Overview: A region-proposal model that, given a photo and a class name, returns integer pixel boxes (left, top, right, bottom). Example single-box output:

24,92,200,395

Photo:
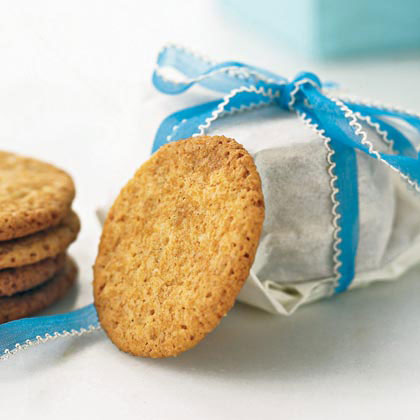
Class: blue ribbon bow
1,45,420,360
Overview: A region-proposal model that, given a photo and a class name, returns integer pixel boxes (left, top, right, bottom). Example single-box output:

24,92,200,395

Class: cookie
0,210,80,269
94,136,265,358
0,256,77,324
0,151,75,241
0,253,66,297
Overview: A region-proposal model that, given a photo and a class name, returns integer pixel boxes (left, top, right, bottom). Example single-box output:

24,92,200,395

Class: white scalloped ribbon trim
0,324,101,361
328,96,420,193
155,43,282,87
297,111,342,291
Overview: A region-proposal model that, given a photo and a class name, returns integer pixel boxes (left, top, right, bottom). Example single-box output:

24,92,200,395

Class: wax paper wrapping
98,106,420,315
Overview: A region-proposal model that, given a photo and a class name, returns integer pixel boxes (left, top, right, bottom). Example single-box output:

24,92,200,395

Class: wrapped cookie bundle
0,152,80,324
150,45,420,315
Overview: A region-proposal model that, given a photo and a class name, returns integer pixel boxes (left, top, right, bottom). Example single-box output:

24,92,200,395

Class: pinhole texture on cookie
94,136,265,358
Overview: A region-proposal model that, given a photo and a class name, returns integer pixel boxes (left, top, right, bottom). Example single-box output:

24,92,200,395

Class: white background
1,1,420,419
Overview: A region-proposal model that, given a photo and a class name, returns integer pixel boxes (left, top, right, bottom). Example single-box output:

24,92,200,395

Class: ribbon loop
276,71,323,111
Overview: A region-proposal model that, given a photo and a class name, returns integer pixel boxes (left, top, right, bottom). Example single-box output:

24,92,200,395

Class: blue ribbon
1,45,420,359
0,304,99,359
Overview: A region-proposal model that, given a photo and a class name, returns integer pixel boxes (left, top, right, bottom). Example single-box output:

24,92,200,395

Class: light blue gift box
222,0,420,58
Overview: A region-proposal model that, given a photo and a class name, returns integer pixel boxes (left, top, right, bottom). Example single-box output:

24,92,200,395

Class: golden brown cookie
0,151,75,241
94,136,265,358
0,253,66,297
0,210,80,269
0,256,77,324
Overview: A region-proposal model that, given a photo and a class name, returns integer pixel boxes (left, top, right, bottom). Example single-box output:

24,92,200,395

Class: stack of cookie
0,151,80,324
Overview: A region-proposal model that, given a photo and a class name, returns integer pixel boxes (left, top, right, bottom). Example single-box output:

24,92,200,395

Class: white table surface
1,1,420,419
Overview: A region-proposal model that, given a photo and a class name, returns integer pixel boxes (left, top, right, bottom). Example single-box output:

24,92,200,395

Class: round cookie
0,256,77,324
0,210,80,269
0,151,75,241
0,253,66,297
94,136,265,358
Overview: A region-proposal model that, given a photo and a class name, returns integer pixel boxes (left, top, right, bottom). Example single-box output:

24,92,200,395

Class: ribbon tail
303,85,420,192
0,304,99,360
352,113,418,157
343,101,420,134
